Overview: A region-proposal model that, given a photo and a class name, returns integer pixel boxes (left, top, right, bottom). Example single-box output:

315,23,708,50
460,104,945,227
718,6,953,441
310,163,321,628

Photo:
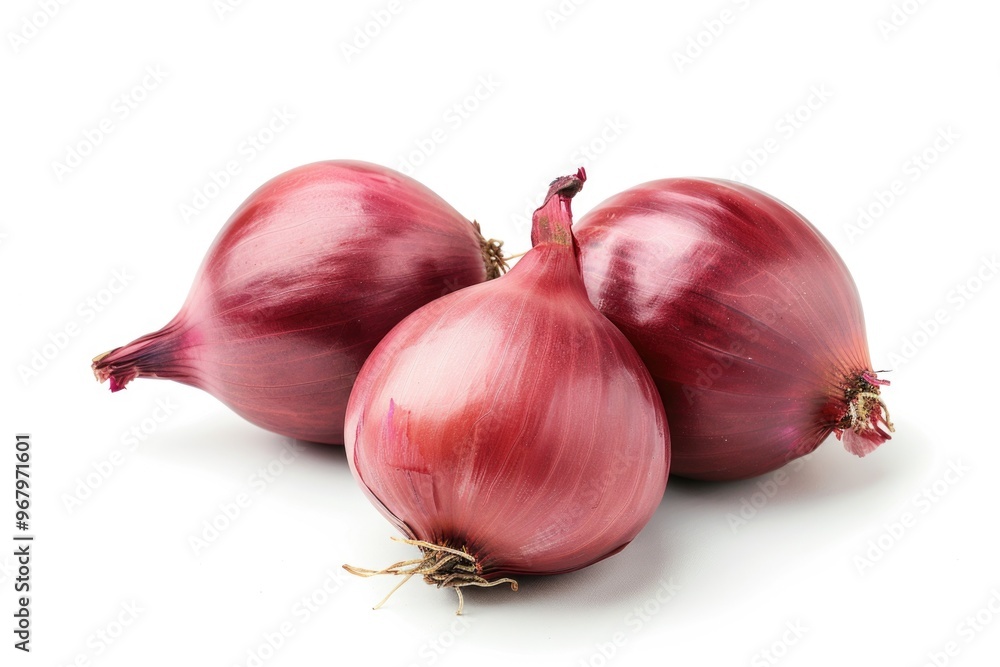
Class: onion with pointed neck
344,169,669,612
92,160,505,444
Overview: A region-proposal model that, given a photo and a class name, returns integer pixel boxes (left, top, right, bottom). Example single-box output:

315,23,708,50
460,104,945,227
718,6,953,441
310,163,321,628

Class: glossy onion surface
576,178,892,481
345,170,669,585
93,160,497,444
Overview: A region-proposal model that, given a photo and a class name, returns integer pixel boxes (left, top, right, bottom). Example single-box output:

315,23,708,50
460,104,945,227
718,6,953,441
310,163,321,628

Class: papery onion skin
345,169,669,584
576,178,892,481
92,160,502,444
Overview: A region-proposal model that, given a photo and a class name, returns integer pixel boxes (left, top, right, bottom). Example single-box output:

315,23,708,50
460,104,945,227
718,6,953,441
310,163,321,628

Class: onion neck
833,370,894,456
91,317,194,392
531,168,586,251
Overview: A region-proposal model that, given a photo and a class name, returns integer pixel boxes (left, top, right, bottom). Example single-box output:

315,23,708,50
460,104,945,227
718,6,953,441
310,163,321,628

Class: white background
2,1,999,665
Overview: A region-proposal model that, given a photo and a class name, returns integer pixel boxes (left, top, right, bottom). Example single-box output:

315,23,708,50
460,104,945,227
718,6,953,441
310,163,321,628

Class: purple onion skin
345,170,669,580
93,161,495,444
576,178,892,481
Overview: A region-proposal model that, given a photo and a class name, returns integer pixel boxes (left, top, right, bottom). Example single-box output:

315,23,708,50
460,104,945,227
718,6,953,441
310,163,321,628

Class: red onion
576,178,893,481
92,160,505,444
343,169,669,611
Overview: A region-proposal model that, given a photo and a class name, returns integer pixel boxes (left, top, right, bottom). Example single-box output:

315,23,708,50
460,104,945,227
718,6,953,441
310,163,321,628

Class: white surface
2,1,999,665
